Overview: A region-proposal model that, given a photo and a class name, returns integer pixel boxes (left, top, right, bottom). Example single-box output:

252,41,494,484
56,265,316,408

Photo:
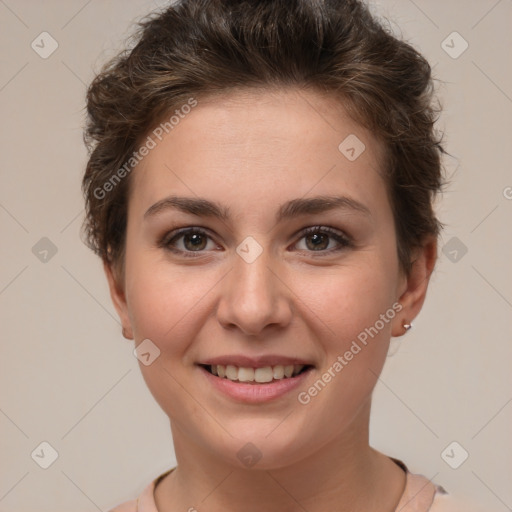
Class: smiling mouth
199,364,313,384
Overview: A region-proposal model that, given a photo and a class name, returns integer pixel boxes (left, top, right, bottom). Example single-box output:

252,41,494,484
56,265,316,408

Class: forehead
129,87,388,219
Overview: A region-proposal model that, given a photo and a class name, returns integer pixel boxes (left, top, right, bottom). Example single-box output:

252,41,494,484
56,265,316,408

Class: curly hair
82,0,445,277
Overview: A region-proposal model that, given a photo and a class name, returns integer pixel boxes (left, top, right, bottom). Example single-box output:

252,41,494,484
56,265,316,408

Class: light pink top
108,459,487,512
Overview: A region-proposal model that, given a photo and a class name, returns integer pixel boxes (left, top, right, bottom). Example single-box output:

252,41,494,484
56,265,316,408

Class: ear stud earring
402,321,412,333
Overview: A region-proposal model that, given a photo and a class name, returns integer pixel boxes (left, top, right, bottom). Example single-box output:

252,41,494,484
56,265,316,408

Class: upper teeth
210,364,305,383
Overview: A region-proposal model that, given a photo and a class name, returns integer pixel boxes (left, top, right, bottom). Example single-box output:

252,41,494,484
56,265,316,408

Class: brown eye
160,228,218,257
182,232,208,251
304,232,330,251
295,226,352,254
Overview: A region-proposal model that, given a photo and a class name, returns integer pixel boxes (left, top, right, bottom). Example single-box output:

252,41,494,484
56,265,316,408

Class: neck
155,402,406,512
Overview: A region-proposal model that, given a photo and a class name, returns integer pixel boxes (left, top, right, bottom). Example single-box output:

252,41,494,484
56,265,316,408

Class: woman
82,1,485,510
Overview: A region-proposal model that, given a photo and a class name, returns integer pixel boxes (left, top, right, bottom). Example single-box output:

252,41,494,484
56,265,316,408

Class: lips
198,360,314,403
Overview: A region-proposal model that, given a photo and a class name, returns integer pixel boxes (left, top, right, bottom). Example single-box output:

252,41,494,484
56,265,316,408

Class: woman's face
106,88,433,469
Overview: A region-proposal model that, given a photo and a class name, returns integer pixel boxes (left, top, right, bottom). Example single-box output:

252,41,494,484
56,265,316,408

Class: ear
391,236,437,337
103,260,134,339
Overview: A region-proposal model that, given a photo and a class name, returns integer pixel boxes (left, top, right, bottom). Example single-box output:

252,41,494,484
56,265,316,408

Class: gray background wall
1,1,511,510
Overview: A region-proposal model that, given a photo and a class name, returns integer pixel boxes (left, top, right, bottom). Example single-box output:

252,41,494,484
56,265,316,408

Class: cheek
293,258,398,344
292,274,396,436
123,258,214,420
127,266,210,343
290,258,398,424
293,260,397,401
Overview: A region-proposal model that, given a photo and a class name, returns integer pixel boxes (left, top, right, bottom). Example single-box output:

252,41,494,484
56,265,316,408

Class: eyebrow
143,194,371,222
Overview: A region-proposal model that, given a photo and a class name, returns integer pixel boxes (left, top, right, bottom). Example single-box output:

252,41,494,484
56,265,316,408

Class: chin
205,421,318,471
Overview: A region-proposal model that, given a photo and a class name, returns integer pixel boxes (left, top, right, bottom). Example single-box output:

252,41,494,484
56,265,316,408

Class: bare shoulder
431,492,495,512
107,498,137,512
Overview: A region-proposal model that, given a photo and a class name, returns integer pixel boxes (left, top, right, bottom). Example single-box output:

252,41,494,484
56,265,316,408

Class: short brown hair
82,0,445,276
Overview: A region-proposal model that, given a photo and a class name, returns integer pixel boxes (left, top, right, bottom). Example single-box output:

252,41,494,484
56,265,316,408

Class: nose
216,246,293,336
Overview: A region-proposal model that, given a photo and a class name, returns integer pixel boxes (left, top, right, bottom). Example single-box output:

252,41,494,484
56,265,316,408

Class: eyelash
158,226,352,258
